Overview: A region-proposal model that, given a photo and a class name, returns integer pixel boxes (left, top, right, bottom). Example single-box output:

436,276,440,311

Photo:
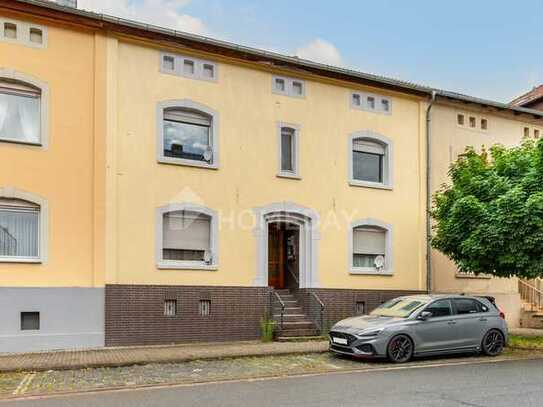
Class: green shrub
260,316,275,342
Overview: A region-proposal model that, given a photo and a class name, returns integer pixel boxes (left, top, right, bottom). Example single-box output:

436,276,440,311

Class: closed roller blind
163,211,210,251
353,227,385,255
353,139,385,155
164,108,211,127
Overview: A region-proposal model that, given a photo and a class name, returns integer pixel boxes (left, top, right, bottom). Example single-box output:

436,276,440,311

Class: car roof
398,294,488,302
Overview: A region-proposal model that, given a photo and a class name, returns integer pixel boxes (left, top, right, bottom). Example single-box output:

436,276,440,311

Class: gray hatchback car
329,294,507,363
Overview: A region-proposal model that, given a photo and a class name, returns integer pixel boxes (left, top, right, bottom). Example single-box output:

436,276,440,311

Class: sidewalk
0,340,329,373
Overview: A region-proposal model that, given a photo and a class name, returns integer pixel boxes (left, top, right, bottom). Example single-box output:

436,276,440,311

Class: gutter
425,91,437,293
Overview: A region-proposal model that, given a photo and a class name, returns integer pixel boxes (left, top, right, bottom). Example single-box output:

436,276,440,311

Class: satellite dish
203,147,213,162
374,255,385,269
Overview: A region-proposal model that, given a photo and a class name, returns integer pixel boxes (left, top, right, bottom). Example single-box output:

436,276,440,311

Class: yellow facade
103,39,428,290
0,12,103,288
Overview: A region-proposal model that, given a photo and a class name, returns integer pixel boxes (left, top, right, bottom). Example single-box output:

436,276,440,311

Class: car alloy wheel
482,329,505,356
387,334,413,363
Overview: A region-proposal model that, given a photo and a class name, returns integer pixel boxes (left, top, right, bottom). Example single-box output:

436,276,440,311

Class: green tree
431,138,543,279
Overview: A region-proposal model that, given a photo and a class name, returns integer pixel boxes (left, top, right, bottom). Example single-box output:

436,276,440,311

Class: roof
4,0,543,120
510,84,543,108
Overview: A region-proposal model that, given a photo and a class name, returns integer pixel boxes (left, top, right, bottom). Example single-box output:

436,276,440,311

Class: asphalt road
4,359,543,407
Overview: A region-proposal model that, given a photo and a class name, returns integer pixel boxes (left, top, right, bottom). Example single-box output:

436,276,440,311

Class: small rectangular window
524,127,530,138
162,55,175,71
21,312,40,330
274,78,286,92
367,96,375,110
381,99,390,112
164,299,177,316
199,300,211,316
356,301,366,315
535,129,540,139
280,127,295,173
202,63,215,79
183,59,195,75
457,114,465,126
480,118,488,130
29,28,43,44
469,116,476,128
4,23,17,39
292,81,304,96
352,93,361,106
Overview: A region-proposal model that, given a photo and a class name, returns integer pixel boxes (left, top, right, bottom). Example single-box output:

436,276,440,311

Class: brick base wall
293,288,426,331
105,285,270,346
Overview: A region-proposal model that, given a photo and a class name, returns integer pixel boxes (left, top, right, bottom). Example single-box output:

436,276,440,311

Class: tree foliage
431,138,543,279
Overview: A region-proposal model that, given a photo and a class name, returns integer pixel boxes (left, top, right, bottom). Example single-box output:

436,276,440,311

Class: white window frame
159,51,218,82
156,99,219,169
348,131,393,190
0,187,48,264
0,18,47,49
0,69,49,149
277,122,301,179
349,218,393,275
272,75,306,98
350,91,392,115
156,203,218,271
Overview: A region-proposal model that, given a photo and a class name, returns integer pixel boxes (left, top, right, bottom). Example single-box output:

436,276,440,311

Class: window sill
455,273,492,280
349,180,392,190
0,257,42,264
158,157,219,170
276,172,302,180
0,137,43,148
157,261,218,271
350,268,393,276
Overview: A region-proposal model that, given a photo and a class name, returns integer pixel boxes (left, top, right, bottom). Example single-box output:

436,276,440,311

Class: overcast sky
78,0,543,103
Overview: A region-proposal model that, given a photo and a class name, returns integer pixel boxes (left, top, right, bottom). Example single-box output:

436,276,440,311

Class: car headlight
357,329,383,337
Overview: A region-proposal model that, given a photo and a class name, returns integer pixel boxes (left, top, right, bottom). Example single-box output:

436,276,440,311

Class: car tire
481,329,505,357
387,334,414,363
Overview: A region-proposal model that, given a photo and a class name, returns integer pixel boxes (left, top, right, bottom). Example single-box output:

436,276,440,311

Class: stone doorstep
0,340,330,374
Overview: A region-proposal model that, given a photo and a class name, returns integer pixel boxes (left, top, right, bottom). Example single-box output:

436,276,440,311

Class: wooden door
268,223,285,289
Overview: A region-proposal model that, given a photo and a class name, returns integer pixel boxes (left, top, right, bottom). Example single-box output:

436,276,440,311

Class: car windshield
370,298,428,318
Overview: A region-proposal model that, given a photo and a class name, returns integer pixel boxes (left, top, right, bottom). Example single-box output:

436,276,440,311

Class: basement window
164,299,177,317
355,301,366,315
199,300,211,316
21,312,40,330
29,28,43,44
4,23,17,39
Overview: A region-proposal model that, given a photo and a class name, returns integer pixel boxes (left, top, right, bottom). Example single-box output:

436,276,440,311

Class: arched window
0,190,47,262
157,100,219,169
0,78,42,145
156,203,218,270
349,219,392,275
349,132,393,189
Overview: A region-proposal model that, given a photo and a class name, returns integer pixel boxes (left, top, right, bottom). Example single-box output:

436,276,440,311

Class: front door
268,223,286,289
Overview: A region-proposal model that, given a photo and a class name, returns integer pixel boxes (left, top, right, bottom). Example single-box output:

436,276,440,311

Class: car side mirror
417,311,432,321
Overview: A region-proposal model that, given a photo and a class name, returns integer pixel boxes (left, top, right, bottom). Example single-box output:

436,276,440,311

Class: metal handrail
270,290,285,330
519,279,543,312
309,291,325,335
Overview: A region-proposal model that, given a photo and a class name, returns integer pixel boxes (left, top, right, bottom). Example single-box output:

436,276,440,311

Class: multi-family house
1,0,542,353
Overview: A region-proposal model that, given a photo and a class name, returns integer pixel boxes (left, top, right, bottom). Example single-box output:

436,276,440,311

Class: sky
77,0,543,103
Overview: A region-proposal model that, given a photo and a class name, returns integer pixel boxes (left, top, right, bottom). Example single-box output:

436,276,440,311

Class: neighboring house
2,0,543,352
0,0,104,352
511,84,543,113
429,96,543,327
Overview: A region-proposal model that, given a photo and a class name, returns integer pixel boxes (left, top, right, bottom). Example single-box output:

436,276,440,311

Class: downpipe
425,91,437,293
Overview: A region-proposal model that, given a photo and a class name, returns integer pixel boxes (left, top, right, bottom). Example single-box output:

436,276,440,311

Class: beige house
429,95,543,327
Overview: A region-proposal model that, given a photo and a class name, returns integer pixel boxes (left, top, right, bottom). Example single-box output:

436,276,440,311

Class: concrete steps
273,289,320,338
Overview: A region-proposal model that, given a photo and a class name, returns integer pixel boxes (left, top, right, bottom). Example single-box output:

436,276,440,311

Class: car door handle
448,321,457,325
479,318,487,322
